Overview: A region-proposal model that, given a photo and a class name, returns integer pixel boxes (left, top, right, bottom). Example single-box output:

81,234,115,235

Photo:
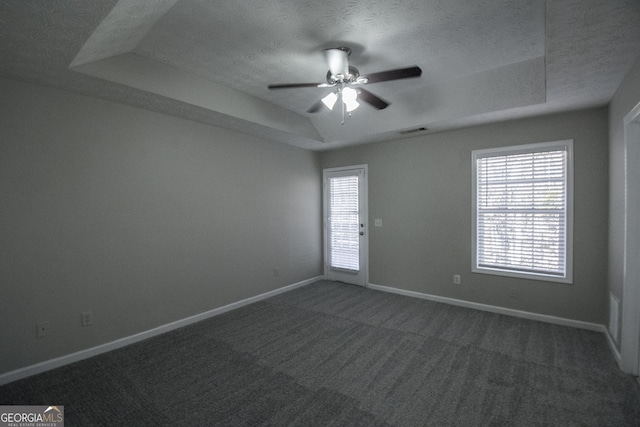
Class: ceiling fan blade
268,82,323,89
357,88,389,110
324,47,350,77
363,66,422,84
306,99,325,113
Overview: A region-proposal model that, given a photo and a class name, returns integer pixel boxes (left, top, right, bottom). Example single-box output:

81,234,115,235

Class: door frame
323,164,369,287
621,101,640,375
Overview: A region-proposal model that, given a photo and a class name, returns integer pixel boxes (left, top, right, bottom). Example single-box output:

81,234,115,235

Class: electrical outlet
509,287,518,298
273,268,279,277
81,311,93,327
36,321,50,338
374,219,382,227
453,274,461,285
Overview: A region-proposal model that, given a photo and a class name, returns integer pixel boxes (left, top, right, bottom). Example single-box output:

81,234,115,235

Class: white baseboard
371,281,624,367
367,282,606,332
0,276,323,386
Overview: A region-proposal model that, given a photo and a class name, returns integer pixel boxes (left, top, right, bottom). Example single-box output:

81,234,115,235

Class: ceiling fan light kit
320,83,360,124
268,46,422,125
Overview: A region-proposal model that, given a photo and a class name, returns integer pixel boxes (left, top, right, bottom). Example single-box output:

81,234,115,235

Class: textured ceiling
136,0,544,107
1,0,640,150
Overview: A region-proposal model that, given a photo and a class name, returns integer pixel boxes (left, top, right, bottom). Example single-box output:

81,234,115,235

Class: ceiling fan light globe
342,86,358,102
322,92,338,110
345,99,360,112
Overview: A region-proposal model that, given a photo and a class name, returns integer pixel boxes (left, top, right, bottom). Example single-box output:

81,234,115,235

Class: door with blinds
323,165,368,286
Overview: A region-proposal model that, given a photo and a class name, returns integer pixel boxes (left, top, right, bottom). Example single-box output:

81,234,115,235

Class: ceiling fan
268,47,422,123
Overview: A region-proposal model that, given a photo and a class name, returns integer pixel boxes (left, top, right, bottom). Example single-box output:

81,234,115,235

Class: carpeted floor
1,280,639,426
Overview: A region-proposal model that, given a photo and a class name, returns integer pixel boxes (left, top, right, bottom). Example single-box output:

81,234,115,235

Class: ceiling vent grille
399,127,428,135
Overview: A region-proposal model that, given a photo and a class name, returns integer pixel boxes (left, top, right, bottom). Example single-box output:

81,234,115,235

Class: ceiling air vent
399,127,428,135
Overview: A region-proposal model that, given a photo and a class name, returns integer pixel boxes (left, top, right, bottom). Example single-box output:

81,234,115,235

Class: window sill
472,266,573,284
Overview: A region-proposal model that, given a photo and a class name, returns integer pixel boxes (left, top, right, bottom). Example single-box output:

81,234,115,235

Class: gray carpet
1,280,639,426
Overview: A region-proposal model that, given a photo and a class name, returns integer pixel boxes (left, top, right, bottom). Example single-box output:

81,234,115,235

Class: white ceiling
1,0,639,150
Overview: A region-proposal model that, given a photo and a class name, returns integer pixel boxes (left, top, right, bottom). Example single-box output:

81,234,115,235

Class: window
328,174,360,271
472,140,573,283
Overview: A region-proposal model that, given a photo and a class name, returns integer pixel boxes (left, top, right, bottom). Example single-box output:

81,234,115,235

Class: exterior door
323,165,368,286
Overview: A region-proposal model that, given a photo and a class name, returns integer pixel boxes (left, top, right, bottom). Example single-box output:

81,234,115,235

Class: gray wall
321,108,609,324
0,78,322,375
608,57,640,346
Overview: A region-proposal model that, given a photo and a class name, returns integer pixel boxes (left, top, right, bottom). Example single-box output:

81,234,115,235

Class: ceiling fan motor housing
325,66,364,85
324,47,368,85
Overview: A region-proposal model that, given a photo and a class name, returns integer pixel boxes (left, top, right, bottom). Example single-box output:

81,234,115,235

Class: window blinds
329,176,360,271
475,148,568,277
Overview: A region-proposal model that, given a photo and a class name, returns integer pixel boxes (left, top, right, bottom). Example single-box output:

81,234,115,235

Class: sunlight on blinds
329,175,360,271
476,149,568,277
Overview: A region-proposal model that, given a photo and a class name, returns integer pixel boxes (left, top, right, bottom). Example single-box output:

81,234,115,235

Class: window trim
471,140,574,284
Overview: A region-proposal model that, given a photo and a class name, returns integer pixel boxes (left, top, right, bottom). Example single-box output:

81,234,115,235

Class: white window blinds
329,176,360,271
473,141,572,282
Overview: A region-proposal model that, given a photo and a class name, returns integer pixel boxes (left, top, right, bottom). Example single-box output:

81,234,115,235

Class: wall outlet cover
81,311,93,327
36,321,50,338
